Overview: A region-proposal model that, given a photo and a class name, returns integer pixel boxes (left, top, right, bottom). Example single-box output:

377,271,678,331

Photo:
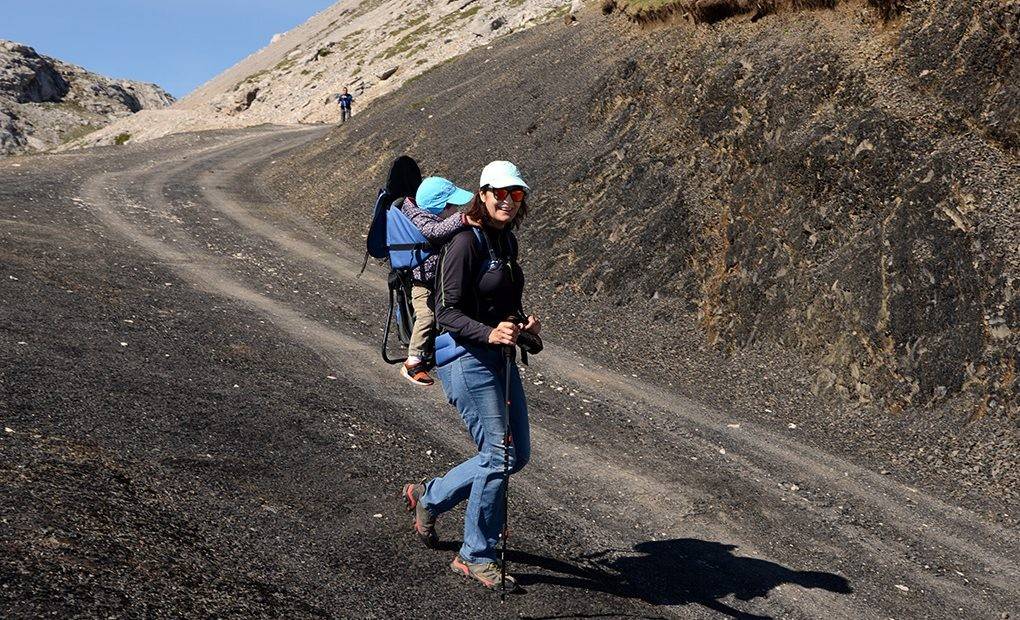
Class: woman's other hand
488,321,520,345
521,315,542,335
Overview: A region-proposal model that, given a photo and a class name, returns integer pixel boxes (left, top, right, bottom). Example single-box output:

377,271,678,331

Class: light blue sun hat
415,176,474,215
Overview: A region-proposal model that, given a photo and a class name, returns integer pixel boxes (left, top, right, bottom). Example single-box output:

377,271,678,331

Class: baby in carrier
399,176,474,385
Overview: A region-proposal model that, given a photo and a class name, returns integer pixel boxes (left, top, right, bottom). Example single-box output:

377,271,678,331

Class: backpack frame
366,156,429,365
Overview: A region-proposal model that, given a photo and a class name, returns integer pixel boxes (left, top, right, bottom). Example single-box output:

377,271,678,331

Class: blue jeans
423,344,531,564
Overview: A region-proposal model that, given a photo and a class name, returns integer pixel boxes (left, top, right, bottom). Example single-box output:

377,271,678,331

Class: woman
402,160,541,591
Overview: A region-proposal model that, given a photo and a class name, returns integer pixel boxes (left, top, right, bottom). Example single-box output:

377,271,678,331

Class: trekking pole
500,344,513,601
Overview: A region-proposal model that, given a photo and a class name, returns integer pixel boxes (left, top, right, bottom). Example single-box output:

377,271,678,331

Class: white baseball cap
479,160,530,192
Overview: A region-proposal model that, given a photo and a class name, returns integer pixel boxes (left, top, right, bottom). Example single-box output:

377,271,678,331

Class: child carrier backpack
363,156,438,364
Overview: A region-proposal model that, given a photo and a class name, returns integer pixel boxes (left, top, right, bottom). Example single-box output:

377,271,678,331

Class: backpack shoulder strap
471,227,486,253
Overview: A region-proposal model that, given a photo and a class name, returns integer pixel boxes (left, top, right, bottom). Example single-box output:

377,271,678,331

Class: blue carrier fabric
369,155,424,365
386,205,432,270
366,154,423,262
379,206,431,364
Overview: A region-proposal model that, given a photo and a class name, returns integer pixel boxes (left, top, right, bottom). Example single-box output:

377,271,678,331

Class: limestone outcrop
0,40,173,155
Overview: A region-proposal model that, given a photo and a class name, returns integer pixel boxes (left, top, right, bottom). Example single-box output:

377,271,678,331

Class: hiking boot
402,481,438,548
450,556,518,591
400,361,434,386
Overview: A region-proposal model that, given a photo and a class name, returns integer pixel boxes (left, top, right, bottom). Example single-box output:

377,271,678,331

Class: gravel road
1,127,1016,618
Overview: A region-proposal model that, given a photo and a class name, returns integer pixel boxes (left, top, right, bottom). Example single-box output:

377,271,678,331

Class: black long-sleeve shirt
435,227,524,347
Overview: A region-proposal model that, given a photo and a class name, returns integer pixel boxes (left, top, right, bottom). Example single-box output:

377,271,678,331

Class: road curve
3,126,1016,619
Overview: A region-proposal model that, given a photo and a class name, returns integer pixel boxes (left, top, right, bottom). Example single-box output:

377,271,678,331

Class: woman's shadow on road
486,537,852,619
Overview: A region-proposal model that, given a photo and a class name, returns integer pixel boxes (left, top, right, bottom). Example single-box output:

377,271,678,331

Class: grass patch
599,0,905,23
612,0,680,12
274,56,297,71
388,13,428,36
234,68,269,91
380,21,431,60
541,3,571,21
606,0,878,23
45,100,92,116
113,133,131,146
349,0,387,19
61,124,99,144
435,5,482,34
405,42,429,58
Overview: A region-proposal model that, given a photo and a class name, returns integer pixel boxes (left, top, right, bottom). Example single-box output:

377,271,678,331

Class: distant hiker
337,87,354,122
403,161,541,592
397,176,474,386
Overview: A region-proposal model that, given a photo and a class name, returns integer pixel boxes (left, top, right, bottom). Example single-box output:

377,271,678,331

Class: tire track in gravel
76,127,1017,619
188,128,1018,618
75,131,745,617
78,128,855,618
188,128,1019,614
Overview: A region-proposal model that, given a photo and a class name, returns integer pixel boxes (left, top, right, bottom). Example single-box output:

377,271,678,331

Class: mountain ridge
63,0,578,150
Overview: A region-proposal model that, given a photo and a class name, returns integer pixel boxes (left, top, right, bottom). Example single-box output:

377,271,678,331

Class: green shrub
61,124,99,144
113,133,131,146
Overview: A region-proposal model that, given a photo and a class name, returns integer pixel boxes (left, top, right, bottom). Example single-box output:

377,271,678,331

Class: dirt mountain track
2,1,1018,616
1,119,1017,616
272,0,1018,522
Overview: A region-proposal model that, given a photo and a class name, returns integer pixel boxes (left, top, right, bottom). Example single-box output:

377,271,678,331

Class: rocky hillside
65,0,578,150
268,0,1017,502
0,40,172,156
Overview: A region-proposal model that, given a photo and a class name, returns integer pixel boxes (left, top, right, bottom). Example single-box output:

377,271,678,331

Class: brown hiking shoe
400,361,434,386
450,556,518,591
402,481,438,547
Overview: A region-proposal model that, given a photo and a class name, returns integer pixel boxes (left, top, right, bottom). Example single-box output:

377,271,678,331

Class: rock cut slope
270,0,1017,508
0,40,172,155
64,0,576,150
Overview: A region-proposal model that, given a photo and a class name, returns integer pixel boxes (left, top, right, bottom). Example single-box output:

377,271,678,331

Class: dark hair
463,189,529,230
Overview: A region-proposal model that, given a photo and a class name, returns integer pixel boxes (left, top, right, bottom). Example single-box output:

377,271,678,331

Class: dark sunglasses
485,187,526,202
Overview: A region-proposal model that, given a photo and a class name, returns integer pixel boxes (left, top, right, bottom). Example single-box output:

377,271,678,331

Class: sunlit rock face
0,39,172,155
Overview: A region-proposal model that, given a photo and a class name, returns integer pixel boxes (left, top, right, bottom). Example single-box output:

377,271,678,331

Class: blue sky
1,1,338,98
